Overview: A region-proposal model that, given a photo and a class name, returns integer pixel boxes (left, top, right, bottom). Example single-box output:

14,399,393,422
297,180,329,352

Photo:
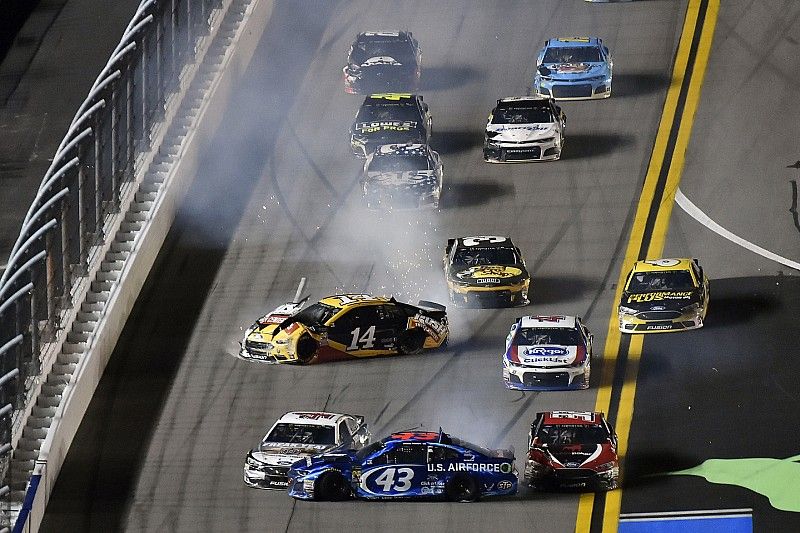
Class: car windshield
351,40,415,65
543,46,602,63
453,247,518,267
517,327,581,346
538,425,609,446
626,271,695,293
370,154,429,172
290,303,338,326
355,441,385,461
356,103,420,123
449,437,493,457
492,106,554,125
264,423,336,445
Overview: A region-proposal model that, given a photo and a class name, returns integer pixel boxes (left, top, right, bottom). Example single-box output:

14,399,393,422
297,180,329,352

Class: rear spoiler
417,300,446,312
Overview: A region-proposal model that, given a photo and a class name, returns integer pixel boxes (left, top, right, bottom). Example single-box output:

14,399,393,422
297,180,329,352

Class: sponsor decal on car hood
543,62,606,80
623,291,700,311
487,124,558,143
254,442,331,466
546,443,613,469
513,345,579,366
367,170,435,185
455,265,524,285
354,121,419,133
360,56,402,67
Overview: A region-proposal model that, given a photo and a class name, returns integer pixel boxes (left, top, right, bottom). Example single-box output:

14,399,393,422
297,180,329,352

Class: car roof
375,143,429,157
278,411,349,426
357,31,410,41
384,430,451,444
318,294,391,310
539,411,604,426
519,315,577,329
546,37,601,48
497,96,552,107
363,93,417,105
631,258,695,273
456,236,515,249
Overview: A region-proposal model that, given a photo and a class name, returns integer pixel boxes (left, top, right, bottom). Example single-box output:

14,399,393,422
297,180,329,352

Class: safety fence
0,0,224,527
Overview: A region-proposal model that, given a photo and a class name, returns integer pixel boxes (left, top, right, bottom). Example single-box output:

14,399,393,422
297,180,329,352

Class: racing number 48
375,467,414,492
348,326,376,350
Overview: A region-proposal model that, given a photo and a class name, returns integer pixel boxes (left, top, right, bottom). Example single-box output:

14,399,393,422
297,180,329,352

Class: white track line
675,188,800,272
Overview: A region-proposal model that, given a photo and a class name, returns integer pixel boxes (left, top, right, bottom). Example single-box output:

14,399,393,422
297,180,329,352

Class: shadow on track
563,133,635,159
432,129,483,155
420,65,482,92
442,180,514,208
613,72,671,98
534,275,593,306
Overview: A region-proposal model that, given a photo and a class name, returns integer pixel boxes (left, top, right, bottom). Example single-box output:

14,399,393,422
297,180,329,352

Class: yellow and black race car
240,294,448,364
618,258,709,333
444,236,530,307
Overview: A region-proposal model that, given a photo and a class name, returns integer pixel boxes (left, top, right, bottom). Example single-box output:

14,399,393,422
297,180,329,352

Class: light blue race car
287,430,518,502
533,37,613,100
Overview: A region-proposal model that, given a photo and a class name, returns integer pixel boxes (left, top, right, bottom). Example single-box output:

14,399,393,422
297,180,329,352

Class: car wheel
398,330,425,355
315,472,351,501
446,474,479,502
295,334,319,365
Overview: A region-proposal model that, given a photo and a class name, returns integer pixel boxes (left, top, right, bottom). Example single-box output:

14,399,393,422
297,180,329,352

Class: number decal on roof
371,93,413,100
462,236,508,246
551,411,594,421
643,259,681,267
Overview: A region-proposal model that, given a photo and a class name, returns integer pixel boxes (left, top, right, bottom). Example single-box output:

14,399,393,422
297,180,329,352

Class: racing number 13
348,326,376,350
375,467,414,492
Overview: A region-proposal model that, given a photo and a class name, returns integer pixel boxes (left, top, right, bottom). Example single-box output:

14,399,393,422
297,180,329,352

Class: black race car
361,143,443,209
443,236,530,308
343,31,422,94
349,93,432,159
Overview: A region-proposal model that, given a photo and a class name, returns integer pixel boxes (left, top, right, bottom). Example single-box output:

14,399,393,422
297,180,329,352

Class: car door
328,305,382,355
375,304,409,352
426,443,462,495
358,443,428,498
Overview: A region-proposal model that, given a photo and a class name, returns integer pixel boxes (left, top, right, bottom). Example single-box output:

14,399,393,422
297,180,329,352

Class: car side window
691,262,702,284
336,306,380,330
338,421,352,444
386,444,427,464
345,417,359,435
377,304,406,324
430,444,460,462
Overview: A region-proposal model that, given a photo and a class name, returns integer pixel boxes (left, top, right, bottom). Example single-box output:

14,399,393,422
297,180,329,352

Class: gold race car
618,258,709,333
444,236,530,307
240,294,448,364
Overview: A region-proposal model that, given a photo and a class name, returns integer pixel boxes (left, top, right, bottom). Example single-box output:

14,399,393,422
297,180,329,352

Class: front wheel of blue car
446,475,479,502
315,472,351,501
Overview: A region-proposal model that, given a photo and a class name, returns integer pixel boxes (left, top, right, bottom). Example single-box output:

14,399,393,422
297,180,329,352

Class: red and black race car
524,411,618,490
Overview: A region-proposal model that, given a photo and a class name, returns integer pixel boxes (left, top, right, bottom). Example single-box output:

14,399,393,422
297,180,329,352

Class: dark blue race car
287,430,518,502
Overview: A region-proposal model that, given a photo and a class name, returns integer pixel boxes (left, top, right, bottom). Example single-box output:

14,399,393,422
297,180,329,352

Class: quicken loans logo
668,453,800,512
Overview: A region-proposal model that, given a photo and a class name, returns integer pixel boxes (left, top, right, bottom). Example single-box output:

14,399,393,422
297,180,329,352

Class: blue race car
287,430,518,502
532,37,613,100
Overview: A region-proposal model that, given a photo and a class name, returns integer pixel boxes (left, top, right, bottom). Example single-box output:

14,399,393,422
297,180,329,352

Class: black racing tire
397,330,426,355
315,472,351,501
445,474,480,502
295,334,319,365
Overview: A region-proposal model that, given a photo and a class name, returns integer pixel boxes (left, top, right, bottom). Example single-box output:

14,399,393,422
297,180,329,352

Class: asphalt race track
35,1,800,531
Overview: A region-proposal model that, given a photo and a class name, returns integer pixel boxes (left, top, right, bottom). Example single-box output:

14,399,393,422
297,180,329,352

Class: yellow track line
575,1,719,531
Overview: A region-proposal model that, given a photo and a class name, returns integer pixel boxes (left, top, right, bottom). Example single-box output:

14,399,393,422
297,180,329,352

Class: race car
287,430,517,501
350,93,432,158
444,236,530,307
503,315,592,390
361,143,443,209
244,411,371,490
532,37,613,100
484,97,566,162
618,258,709,333
343,31,422,94
525,411,619,491
240,294,448,364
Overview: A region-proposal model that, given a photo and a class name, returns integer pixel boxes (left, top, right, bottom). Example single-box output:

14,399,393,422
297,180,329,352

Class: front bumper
484,140,561,163
525,462,619,490
534,78,611,101
239,338,296,363
618,309,705,333
503,362,589,390
449,283,529,308
244,464,291,490
287,474,316,500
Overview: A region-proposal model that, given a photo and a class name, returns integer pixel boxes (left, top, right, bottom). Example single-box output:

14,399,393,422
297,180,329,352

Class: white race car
502,315,592,390
484,97,566,162
244,411,371,489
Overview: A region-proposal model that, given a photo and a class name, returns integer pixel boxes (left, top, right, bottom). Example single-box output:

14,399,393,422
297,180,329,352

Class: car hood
366,170,436,186
251,442,333,467
352,121,423,139
450,265,528,287
540,62,608,80
486,123,558,142
542,443,616,469
507,344,585,367
620,290,701,312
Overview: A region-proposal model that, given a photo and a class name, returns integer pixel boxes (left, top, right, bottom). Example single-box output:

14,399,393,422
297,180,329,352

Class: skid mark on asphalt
790,180,800,233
